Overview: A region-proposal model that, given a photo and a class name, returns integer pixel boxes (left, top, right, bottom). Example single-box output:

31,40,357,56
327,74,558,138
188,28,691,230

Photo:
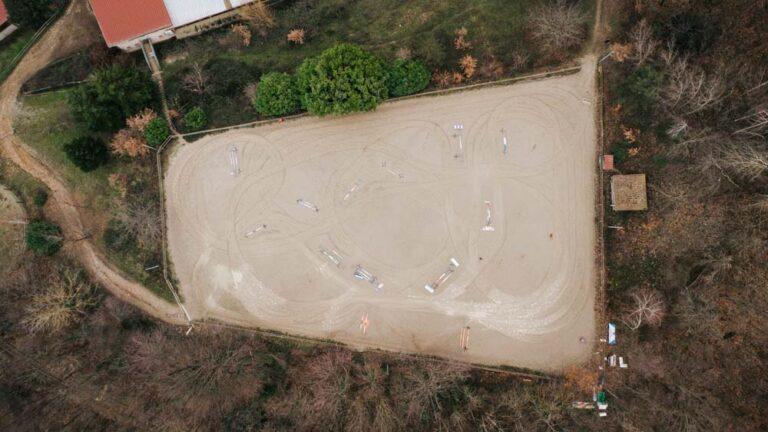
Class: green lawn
0,30,35,82
159,0,594,129
14,91,112,210
14,91,174,302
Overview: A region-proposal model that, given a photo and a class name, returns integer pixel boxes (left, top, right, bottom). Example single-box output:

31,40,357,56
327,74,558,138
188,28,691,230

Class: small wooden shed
610,174,647,211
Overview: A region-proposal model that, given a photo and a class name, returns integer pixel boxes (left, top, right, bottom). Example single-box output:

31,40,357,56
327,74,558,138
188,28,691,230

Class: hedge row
253,43,429,117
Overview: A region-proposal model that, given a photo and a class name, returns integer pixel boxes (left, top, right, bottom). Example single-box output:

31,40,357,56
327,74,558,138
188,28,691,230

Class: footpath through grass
0,30,35,82
13,91,174,302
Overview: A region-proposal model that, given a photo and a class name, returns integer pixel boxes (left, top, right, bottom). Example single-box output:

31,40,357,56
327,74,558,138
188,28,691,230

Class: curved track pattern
166,59,598,370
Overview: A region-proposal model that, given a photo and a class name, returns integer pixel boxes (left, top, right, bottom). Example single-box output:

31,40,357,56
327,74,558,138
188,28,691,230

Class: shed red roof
89,0,172,46
0,0,8,26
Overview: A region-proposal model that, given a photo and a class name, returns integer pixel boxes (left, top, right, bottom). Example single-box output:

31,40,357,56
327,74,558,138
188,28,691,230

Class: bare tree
623,287,666,330
666,117,689,139
662,58,726,115
23,265,98,333
528,0,587,58
734,108,768,137
182,62,209,95
238,0,275,37
719,141,768,181
114,198,161,249
749,194,768,213
395,360,469,421
629,19,659,66
300,350,353,421
659,41,678,67
696,255,734,287
665,124,720,159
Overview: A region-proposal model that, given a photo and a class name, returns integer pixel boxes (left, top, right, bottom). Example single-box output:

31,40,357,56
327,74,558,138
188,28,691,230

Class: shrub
386,59,430,97
184,107,207,131
616,65,664,125
26,220,62,256
68,65,155,132
144,118,170,147
459,55,477,79
63,136,110,172
110,129,149,158
287,28,305,44
253,72,300,116
297,44,389,116
126,108,158,131
33,189,48,208
295,57,318,109
612,141,630,164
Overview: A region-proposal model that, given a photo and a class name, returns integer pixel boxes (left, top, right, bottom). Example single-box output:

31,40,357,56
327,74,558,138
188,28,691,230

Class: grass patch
160,0,594,129
0,30,35,82
14,91,112,209
0,157,47,213
13,90,173,302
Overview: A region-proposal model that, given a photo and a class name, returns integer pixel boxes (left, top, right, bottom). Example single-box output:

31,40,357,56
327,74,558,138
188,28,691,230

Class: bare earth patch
166,58,597,371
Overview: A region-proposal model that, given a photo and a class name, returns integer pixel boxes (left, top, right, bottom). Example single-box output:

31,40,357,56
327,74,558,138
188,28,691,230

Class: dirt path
0,0,185,324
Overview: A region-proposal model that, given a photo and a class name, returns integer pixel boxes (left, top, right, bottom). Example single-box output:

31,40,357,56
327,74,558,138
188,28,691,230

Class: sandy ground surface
166,58,598,370
0,185,25,275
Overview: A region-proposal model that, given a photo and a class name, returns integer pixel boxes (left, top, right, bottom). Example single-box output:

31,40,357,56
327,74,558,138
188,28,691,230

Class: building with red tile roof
89,0,258,52
0,0,9,26
88,0,174,51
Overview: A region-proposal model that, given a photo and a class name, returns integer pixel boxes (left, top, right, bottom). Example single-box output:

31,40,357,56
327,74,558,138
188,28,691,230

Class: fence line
22,79,86,95
178,64,582,139
152,64,587,377
155,136,192,324
0,9,62,82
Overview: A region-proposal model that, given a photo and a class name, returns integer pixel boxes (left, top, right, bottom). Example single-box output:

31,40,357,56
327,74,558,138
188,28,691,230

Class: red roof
0,0,8,26
602,154,614,171
89,0,172,46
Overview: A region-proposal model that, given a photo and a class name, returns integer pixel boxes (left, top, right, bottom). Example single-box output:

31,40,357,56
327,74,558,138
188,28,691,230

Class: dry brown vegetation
454,27,472,50
604,0,768,430
0,251,604,430
110,109,158,158
459,54,477,79
528,0,588,59
286,28,305,45
181,62,209,95
238,0,275,37
21,263,98,333
231,24,253,47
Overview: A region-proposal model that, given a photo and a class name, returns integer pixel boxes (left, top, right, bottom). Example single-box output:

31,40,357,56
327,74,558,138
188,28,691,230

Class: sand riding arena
165,62,598,371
